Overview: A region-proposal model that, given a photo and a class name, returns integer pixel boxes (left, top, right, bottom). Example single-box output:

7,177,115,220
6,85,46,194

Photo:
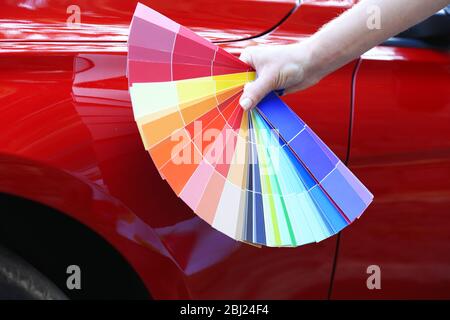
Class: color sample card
127,3,373,247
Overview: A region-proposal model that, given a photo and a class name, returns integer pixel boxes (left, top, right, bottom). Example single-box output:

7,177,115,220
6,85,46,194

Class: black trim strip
214,1,301,44
381,37,449,50
327,57,362,300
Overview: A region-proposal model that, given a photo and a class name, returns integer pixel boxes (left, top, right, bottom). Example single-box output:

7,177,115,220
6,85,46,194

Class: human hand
237,0,450,111
238,40,324,110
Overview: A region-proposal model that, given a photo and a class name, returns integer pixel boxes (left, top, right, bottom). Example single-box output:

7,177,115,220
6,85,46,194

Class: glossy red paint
0,48,348,299
0,0,296,42
331,46,450,299
0,0,361,299
1,0,449,299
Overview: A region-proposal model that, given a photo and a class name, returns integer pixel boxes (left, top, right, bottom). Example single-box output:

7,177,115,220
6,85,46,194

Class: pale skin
239,0,450,110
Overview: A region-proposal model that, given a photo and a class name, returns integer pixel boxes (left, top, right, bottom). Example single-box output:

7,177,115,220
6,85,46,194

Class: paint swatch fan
127,3,373,247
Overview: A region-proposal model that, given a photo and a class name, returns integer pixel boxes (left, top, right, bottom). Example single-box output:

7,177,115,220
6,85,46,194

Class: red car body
0,0,449,299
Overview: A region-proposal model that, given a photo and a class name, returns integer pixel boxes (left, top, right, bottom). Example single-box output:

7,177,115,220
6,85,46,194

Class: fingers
239,72,274,110
239,46,276,110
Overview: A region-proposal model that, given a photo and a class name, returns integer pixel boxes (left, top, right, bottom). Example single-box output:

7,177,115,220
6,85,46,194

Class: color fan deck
127,3,373,247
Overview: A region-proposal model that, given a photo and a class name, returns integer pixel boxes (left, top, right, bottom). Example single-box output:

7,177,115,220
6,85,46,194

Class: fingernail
240,97,253,110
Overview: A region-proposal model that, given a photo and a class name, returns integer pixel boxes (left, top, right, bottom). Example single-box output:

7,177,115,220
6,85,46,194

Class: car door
331,10,450,298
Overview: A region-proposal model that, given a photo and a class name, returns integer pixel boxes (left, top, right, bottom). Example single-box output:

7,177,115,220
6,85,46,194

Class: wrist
304,35,332,80
288,38,327,86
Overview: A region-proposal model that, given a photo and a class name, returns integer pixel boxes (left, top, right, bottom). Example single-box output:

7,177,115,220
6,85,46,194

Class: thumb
239,73,274,110
239,47,254,68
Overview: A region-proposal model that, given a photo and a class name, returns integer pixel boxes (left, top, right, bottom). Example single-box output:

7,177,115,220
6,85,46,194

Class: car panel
0,41,354,298
0,0,410,299
331,46,450,299
0,0,297,42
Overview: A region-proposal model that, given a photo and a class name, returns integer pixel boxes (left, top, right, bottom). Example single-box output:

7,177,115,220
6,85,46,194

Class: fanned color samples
127,3,373,247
